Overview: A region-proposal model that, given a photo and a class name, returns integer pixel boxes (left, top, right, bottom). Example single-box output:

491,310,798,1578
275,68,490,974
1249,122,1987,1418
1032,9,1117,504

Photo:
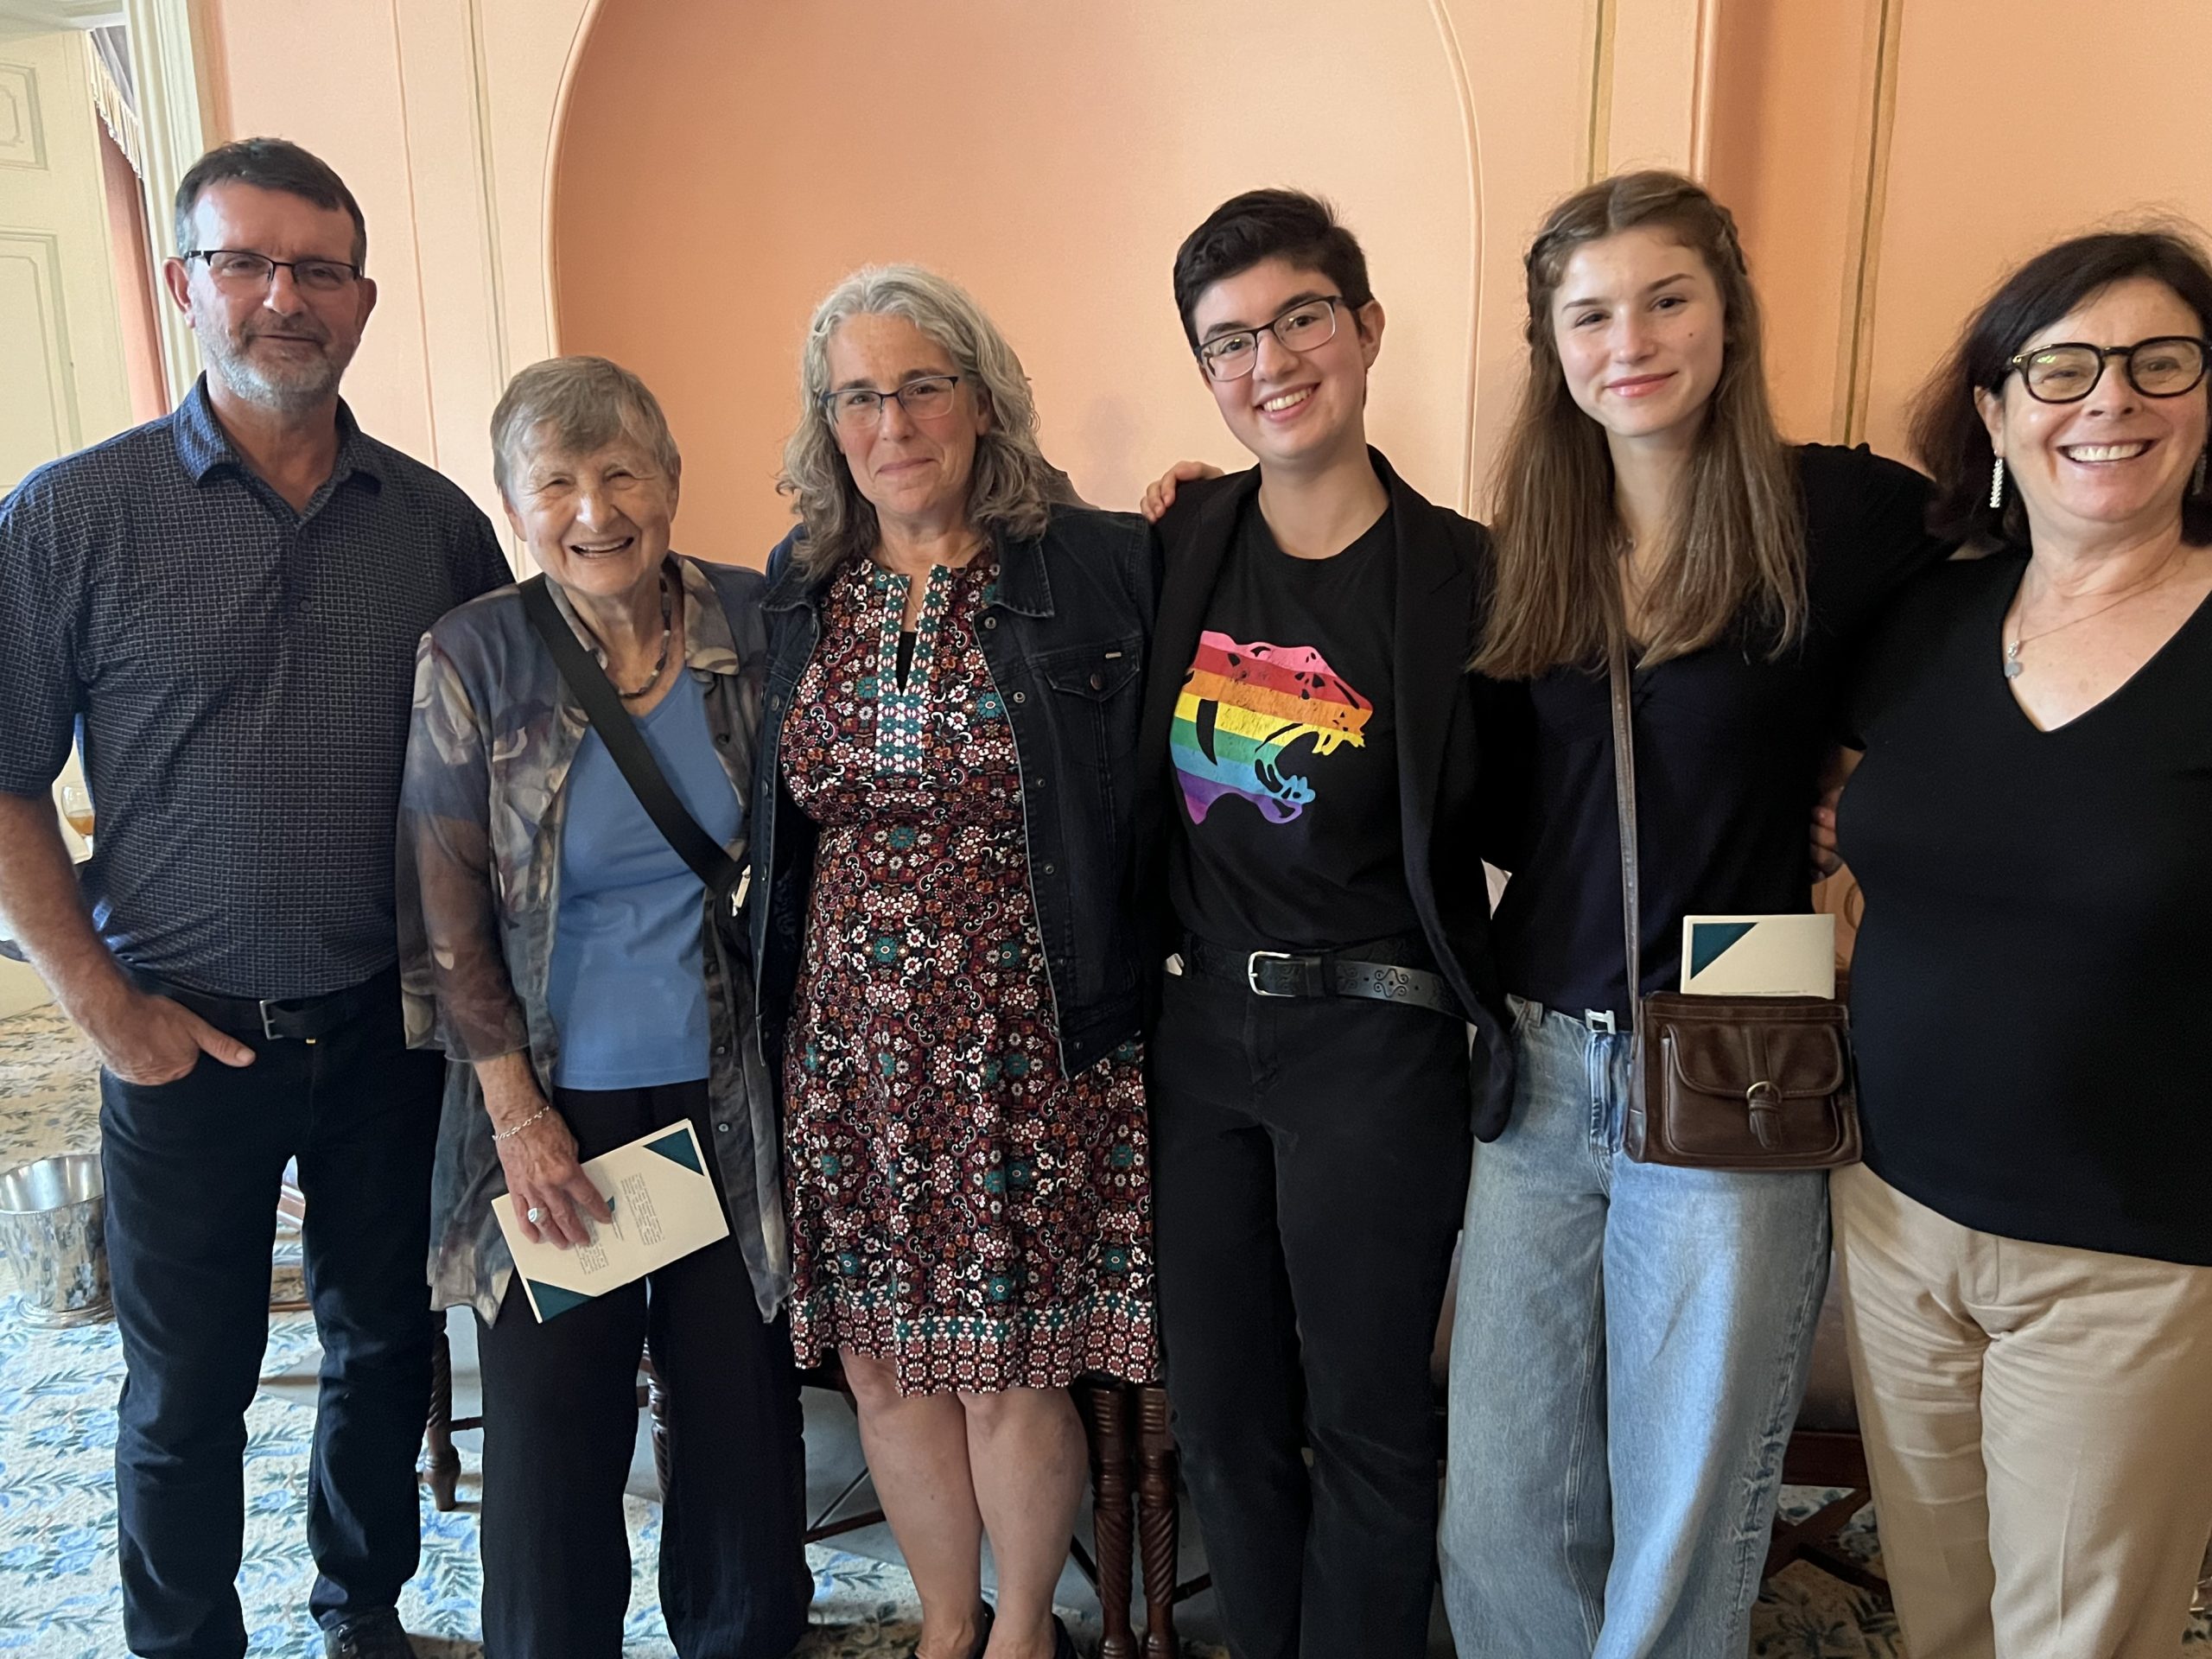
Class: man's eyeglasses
2004,336,2209,404
821,374,964,430
183,249,363,294
1195,297,1343,383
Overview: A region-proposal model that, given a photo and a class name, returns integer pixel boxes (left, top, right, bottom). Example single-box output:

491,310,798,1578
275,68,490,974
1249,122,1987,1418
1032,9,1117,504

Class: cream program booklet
493,1121,728,1322
1679,913,1836,999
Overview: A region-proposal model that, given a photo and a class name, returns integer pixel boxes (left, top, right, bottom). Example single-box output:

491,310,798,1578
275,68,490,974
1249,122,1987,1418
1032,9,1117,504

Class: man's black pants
474,1080,810,1659
99,976,442,1659
1149,967,1473,1659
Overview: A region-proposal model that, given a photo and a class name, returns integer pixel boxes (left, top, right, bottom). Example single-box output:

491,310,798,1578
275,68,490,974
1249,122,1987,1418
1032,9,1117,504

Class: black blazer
1134,448,1519,1138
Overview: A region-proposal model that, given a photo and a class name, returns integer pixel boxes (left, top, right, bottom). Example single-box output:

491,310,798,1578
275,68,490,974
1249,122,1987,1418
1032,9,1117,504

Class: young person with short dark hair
1134,188,1515,1659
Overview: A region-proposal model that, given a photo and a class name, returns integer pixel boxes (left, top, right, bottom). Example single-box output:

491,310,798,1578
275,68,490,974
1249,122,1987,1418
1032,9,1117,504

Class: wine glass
60,784,94,845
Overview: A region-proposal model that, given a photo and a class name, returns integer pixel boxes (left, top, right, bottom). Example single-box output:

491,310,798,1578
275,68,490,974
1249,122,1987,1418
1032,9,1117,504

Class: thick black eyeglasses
1195,297,1343,382
2004,335,2209,404
819,374,964,430
183,249,363,293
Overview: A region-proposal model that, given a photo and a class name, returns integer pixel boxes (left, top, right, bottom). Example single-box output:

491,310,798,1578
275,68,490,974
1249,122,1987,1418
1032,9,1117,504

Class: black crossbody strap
1607,632,1642,1010
520,574,741,895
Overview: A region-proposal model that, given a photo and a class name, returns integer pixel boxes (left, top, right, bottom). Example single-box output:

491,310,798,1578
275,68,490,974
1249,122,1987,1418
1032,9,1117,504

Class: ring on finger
526,1205,546,1224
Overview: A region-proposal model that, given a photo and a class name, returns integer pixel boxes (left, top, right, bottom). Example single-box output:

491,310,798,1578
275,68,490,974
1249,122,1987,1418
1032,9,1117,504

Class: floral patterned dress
781,553,1157,1393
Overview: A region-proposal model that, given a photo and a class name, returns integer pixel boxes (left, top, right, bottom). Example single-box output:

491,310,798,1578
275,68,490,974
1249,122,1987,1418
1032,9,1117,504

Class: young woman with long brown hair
1436,171,1946,1654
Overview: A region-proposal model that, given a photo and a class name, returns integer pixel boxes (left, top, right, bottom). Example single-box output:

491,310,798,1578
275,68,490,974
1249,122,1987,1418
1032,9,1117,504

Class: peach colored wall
194,0,604,541
1860,0,2212,464
544,0,1751,563
554,0,1484,563
1705,0,1888,444
199,0,439,460
183,0,1719,563
1711,0,2212,461
187,0,2209,573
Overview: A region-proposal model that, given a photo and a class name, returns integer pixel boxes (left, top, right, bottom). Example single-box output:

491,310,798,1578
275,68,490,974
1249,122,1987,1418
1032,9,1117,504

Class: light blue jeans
1440,999,1830,1656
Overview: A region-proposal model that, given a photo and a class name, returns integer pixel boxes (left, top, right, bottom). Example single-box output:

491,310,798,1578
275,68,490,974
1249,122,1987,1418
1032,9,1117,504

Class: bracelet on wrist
492,1102,553,1142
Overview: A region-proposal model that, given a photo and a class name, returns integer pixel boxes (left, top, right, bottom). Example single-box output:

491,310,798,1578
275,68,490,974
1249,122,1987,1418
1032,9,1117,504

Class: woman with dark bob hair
1828,227,2212,1656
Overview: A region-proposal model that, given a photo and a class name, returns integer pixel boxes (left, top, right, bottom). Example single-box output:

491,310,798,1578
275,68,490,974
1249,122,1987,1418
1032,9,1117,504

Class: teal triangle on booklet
645,1128,703,1174
528,1281,594,1321
1689,920,1759,978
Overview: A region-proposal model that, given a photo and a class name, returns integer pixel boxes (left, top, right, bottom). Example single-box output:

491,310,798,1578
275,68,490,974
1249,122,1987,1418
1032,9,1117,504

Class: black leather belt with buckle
139,969,394,1044
1175,933,1463,1019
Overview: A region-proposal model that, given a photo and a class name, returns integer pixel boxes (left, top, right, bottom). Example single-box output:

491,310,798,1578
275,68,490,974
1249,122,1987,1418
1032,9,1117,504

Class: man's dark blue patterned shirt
0,380,512,998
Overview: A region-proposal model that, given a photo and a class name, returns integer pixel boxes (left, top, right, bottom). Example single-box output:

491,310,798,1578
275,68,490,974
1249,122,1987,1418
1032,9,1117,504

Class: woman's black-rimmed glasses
2004,335,2209,404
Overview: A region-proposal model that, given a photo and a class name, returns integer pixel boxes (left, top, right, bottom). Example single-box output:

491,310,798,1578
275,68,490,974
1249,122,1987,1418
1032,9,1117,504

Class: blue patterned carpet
1,1006,2203,1656
0,1007,946,1657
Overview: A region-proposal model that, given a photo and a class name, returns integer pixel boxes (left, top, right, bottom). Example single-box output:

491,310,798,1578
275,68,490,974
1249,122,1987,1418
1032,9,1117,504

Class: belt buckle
1247,950,1295,996
258,998,315,1045
1584,1008,1617,1033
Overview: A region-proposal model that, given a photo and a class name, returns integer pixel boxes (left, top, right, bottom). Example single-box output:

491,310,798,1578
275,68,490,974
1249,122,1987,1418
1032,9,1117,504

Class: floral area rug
0,1293,938,1657
3,1006,2206,1656
0,1008,945,1656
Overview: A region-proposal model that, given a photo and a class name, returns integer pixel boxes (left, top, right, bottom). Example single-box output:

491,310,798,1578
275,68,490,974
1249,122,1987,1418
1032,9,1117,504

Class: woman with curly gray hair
750,266,1160,1659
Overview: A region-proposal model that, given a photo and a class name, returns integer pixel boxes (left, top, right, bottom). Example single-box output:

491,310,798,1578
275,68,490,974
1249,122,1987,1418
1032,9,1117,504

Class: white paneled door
0,26,125,1014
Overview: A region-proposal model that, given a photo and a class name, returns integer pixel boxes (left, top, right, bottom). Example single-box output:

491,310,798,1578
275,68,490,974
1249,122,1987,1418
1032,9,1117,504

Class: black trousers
1150,968,1473,1659
474,1079,809,1659
99,973,442,1659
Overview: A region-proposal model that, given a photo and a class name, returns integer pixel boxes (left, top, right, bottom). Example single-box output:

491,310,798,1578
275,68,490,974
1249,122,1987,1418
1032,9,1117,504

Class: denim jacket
751,504,1160,1081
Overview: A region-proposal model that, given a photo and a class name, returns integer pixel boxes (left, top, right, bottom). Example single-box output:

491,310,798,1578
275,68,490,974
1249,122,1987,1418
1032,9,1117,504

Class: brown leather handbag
1608,639,1862,1171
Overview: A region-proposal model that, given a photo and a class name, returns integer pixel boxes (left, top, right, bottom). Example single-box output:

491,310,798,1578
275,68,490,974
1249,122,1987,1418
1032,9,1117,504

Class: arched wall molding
196,0,1740,543
1835,0,1903,445
537,0,602,374
1425,0,1484,518
549,0,1520,559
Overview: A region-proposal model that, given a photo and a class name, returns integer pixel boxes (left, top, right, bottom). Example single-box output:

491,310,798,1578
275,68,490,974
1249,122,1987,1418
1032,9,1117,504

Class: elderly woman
1832,230,2212,1655
398,355,806,1659
753,266,1158,1659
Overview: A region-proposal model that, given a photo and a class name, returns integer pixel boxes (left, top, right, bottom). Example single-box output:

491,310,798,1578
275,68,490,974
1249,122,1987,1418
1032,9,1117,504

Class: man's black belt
138,967,396,1043
1176,933,1463,1019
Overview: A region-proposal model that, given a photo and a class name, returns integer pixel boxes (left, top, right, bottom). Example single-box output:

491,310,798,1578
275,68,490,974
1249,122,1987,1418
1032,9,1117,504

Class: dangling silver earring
1988,455,2005,511
2194,449,2208,497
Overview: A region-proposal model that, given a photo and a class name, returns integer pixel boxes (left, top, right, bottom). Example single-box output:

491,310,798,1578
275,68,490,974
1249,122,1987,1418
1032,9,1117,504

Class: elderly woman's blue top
546,668,743,1089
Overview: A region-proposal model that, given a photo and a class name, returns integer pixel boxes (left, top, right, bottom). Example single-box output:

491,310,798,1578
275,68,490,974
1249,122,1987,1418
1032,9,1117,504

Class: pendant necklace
2001,555,2183,680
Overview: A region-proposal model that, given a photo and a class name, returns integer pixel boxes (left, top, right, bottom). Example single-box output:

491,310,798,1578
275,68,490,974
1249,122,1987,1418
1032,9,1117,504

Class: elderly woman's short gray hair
490,355,682,503
779,265,1066,575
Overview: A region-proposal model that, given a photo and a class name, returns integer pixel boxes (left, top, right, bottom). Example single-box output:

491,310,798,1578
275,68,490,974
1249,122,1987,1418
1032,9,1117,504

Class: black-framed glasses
2004,335,2209,404
1195,297,1343,382
820,373,964,430
183,249,363,293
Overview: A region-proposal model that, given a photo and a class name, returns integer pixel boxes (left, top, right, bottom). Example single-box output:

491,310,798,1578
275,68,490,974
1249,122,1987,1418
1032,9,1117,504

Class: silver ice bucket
0,1154,111,1328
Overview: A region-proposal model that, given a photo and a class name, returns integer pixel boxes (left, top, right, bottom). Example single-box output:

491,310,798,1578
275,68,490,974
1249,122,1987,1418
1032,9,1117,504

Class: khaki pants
1831,1163,2212,1659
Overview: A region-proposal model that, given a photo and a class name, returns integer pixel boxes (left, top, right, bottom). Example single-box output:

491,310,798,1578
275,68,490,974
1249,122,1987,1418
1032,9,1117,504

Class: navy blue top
1492,444,1946,1021
0,381,511,998
547,669,743,1090
1842,553,2212,1265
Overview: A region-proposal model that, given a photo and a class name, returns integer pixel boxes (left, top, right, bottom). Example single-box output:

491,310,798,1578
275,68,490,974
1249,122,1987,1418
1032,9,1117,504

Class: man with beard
0,139,509,1659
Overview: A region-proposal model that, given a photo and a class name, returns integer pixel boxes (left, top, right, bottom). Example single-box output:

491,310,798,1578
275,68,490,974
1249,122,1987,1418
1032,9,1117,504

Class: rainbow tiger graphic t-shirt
1167,500,1420,950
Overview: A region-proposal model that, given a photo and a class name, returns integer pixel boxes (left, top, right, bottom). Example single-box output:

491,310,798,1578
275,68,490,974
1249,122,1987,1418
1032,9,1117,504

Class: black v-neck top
1839,550,2212,1265
1492,444,1944,1020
